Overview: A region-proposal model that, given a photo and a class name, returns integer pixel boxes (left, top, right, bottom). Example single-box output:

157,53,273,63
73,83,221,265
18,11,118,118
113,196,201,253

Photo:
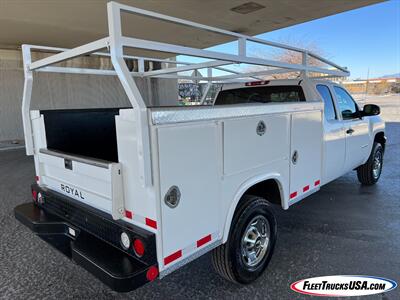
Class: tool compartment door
157,122,220,263
289,110,323,203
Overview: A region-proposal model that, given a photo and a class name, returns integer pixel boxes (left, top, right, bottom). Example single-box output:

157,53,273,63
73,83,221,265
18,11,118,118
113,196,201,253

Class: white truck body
16,2,385,291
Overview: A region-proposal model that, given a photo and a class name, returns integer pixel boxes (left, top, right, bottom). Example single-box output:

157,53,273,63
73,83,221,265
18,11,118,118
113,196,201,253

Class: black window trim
316,84,338,121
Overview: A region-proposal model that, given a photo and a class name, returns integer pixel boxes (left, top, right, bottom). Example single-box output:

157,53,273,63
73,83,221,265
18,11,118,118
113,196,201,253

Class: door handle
346,128,354,134
292,150,298,164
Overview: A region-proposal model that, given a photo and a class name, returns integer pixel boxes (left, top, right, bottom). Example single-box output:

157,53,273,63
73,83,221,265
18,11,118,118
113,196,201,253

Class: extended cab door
333,86,370,171
316,84,346,184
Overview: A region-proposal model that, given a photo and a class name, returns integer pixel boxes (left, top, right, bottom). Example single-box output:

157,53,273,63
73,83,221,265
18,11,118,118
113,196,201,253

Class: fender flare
221,173,287,243
362,124,385,164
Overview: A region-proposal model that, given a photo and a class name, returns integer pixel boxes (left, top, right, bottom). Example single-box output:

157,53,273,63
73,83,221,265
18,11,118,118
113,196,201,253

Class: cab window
214,85,306,105
316,84,337,121
333,86,359,119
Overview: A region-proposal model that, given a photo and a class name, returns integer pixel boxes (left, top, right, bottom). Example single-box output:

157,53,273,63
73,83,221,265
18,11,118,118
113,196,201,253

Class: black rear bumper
14,185,158,292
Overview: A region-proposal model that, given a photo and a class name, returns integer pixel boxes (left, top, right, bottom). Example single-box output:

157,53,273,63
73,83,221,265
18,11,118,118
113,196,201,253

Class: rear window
214,85,306,105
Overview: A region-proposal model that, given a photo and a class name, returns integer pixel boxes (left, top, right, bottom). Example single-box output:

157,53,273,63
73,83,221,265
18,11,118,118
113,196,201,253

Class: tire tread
211,195,275,283
357,142,382,185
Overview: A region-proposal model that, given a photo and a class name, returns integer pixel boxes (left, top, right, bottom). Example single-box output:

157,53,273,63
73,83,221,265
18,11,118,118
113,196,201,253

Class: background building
343,77,400,95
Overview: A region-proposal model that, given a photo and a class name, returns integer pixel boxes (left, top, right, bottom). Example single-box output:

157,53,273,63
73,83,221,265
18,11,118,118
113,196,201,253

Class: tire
211,195,277,284
357,142,383,185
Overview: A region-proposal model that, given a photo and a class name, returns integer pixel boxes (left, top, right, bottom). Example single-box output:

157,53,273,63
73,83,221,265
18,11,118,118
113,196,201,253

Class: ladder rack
24,1,349,82
21,1,350,186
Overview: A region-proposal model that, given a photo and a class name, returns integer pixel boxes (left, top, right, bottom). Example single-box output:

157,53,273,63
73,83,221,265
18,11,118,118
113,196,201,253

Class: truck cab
314,81,385,184
213,79,386,186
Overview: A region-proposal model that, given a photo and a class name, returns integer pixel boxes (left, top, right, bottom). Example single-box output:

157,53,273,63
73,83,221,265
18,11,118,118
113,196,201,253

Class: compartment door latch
110,163,125,220
64,158,73,170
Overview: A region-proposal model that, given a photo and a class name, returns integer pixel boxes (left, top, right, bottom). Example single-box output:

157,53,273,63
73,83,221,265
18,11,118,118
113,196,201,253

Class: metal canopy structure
22,2,352,184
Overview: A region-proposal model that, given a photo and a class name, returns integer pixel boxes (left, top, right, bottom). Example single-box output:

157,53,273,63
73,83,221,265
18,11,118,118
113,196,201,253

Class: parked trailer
15,2,385,292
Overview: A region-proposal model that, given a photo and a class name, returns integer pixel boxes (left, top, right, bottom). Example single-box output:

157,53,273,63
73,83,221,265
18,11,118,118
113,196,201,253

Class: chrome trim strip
151,102,323,125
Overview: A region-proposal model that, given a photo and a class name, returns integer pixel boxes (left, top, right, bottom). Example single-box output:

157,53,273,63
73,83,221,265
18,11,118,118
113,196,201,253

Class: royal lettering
60,184,84,199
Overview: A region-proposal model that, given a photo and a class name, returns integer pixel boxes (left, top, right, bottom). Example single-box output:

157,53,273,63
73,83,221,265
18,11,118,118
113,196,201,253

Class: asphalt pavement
0,95,399,300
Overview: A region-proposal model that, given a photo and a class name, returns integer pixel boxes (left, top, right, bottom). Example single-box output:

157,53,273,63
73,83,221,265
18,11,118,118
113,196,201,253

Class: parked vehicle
14,2,385,292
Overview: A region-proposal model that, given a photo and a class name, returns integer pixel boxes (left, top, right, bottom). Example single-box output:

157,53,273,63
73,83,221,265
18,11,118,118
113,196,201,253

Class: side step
15,203,157,292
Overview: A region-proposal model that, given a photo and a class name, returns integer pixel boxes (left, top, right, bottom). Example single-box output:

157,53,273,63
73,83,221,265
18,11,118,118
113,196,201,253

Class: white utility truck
15,2,386,292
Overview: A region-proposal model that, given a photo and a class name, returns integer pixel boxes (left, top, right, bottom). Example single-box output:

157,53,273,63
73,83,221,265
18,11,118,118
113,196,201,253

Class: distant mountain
381,73,400,78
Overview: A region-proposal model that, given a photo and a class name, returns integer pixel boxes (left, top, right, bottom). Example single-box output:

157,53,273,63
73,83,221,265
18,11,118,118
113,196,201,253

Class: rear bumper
14,185,158,292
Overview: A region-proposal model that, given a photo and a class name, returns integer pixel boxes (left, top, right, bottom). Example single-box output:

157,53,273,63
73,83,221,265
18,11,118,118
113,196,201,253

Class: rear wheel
357,142,383,185
211,195,277,283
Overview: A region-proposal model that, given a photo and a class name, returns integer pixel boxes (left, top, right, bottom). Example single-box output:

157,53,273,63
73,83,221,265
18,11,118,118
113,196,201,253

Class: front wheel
357,142,383,185
211,195,277,284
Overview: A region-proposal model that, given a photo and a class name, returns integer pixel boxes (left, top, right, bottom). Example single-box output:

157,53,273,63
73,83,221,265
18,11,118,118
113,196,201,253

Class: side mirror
362,104,380,116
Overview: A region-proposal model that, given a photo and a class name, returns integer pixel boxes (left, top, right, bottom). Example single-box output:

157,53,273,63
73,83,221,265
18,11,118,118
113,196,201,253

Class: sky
180,0,400,80
259,0,400,79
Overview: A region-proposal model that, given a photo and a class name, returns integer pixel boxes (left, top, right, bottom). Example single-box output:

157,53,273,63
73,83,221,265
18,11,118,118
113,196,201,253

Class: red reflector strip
125,210,133,219
164,250,182,265
197,234,212,248
303,185,310,192
290,192,297,199
146,218,157,229
32,190,37,201
314,180,320,186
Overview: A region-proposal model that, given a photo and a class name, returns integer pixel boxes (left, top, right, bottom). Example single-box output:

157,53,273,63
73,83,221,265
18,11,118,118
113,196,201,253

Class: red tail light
133,239,145,257
32,189,37,202
146,266,158,281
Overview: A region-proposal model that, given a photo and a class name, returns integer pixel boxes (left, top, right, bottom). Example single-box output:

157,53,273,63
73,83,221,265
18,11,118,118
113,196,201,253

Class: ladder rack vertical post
200,67,214,105
238,38,247,57
21,45,34,155
107,2,152,188
302,51,308,78
138,58,145,73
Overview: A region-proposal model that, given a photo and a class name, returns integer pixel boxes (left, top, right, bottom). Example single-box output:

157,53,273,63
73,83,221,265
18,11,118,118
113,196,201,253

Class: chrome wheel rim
241,215,270,267
372,150,382,179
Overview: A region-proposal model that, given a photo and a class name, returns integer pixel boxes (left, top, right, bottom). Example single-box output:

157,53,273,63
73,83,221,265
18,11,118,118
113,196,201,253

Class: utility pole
364,67,370,100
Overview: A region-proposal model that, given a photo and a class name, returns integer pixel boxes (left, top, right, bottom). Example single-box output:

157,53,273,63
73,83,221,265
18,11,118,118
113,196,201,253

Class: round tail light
146,266,158,281
133,239,145,257
120,232,131,250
